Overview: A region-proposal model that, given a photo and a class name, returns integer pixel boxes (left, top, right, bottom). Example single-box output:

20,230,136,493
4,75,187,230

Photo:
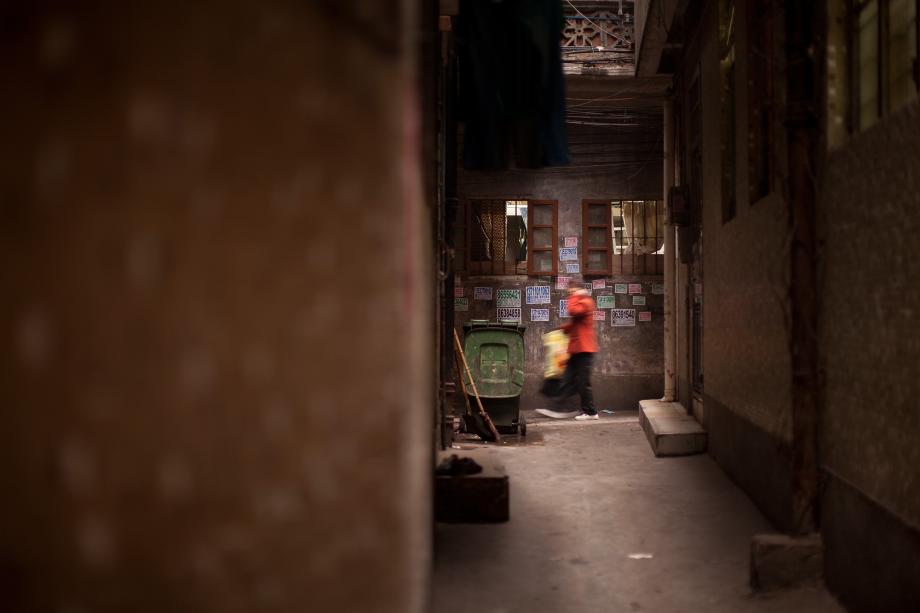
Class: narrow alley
434,414,843,613
1,1,918,613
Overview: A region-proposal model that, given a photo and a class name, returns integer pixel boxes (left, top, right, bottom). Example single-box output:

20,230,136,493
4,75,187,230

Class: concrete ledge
435,451,509,523
750,533,823,591
639,399,707,456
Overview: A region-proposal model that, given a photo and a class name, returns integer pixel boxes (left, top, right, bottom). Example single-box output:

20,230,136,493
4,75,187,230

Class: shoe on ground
574,413,599,421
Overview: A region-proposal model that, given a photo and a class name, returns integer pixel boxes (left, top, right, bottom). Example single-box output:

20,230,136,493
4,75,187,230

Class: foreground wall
0,2,430,612
455,152,664,412
819,100,920,613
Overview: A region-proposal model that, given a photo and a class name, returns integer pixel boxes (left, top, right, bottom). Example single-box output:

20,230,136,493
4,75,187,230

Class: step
639,399,707,457
434,450,509,523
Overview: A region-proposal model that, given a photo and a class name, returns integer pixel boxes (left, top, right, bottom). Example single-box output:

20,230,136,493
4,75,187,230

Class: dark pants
556,352,595,415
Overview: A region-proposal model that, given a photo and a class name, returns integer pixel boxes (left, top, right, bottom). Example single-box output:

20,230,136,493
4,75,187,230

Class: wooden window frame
582,199,613,276
583,200,665,276
527,200,558,276
463,198,557,276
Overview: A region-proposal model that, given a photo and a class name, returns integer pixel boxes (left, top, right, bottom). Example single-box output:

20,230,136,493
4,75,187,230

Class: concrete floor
433,411,845,613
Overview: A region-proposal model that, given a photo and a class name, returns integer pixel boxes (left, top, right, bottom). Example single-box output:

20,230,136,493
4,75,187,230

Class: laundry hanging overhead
457,0,571,170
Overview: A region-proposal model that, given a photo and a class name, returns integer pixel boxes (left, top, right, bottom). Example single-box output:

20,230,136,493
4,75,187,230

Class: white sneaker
574,413,599,421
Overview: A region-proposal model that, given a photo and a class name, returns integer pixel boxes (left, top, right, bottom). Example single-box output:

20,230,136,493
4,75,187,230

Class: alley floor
433,411,845,613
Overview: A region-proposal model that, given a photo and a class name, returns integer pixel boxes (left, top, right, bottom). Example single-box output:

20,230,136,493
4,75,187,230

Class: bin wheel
519,414,527,437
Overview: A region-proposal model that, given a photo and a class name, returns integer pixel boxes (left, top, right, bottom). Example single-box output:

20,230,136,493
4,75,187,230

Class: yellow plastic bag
542,329,569,379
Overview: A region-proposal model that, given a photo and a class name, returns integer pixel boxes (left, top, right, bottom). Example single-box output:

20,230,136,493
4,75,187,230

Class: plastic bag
542,329,569,379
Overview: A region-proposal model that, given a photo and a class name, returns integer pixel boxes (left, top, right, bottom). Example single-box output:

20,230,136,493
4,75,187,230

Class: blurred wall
819,99,920,613
0,2,431,612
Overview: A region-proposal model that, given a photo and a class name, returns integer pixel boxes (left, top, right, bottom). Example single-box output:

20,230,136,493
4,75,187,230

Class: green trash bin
462,320,527,435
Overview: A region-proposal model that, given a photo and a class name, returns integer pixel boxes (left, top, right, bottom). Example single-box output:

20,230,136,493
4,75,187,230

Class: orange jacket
562,292,598,354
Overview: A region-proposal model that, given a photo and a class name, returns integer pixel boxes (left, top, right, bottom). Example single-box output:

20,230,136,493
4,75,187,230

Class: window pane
859,1,879,129
653,201,665,252
586,251,607,271
587,227,607,247
610,201,664,254
612,203,625,228
505,208,527,263
587,204,608,225
532,204,553,226
533,227,553,249
621,201,641,253
613,229,625,253
531,250,554,273
889,0,918,112
505,200,527,215
633,203,656,254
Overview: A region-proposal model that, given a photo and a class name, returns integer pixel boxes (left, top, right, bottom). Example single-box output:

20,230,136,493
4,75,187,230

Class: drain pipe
662,96,676,402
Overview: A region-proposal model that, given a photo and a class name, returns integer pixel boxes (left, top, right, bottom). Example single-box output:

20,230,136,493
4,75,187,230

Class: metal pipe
662,96,676,401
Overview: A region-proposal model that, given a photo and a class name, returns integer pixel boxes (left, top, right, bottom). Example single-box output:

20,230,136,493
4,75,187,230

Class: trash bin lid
461,325,525,398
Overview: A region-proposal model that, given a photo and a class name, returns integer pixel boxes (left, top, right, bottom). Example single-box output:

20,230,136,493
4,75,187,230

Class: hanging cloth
457,0,570,170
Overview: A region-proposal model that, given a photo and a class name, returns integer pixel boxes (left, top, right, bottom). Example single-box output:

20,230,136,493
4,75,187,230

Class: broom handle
453,348,474,417
453,328,501,442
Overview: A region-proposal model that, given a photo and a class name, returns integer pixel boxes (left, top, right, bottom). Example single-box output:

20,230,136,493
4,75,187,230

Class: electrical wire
566,121,647,126
566,85,641,109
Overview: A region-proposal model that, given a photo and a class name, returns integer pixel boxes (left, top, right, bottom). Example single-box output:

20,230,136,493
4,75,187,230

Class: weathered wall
455,146,664,412
819,100,920,613
699,1,792,443
668,2,920,608
0,2,430,612
683,2,797,529
453,275,664,411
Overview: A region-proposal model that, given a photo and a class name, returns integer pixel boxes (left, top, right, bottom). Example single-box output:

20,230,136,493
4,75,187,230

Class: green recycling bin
462,320,527,435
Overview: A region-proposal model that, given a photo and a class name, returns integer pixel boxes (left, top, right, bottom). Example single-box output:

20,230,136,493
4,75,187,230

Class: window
858,1,881,128
852,0,919,131
747,0,775,204
889,0,919,109
462,199,557,275
582,200,665,275
527,200,558,275
719,0,737,223
582,201,612,275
